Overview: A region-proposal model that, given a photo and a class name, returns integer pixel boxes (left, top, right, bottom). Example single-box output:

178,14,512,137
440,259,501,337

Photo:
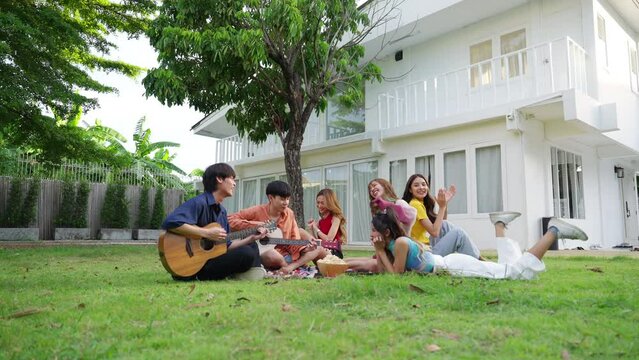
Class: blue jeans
430,220,480,259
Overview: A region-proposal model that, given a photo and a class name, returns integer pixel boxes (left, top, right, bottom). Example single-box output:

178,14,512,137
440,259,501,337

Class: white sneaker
489,211,521,226
231,266,266,281
547,218,588,241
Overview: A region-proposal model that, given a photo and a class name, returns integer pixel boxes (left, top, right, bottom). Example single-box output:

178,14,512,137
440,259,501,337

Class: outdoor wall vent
394,50,403,61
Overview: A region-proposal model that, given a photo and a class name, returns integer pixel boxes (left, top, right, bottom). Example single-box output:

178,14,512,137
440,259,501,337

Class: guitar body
158,223,228,277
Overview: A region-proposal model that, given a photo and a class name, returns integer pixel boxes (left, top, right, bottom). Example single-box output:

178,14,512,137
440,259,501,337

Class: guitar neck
262,238,326,246
227,227,259,241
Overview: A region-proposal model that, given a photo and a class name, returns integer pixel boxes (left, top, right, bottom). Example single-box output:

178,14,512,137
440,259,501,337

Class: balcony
215,37,588,163
377,37,588,130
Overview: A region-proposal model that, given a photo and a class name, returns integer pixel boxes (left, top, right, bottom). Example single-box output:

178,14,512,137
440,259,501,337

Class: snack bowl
317,262,349,278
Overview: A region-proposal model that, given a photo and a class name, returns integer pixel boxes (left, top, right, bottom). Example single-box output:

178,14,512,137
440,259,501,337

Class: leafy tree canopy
0,0,156,163
144,0,393,222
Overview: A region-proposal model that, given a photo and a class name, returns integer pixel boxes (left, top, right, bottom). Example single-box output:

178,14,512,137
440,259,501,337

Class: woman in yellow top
402,174,482,259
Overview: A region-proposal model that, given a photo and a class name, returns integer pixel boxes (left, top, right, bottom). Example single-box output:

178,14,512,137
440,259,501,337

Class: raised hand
445,184,456,202
372,196,393,210
436,188,448,208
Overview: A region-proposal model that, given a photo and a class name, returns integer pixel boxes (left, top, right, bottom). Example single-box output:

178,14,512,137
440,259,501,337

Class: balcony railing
216,37,588,163
377,37,587,130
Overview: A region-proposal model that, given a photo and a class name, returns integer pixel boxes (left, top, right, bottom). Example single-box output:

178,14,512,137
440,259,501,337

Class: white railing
216,37,589,163
215,117,323,163
377,37,588,130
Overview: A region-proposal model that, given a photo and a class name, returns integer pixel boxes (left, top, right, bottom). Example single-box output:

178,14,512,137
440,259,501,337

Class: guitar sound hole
200,240,215,250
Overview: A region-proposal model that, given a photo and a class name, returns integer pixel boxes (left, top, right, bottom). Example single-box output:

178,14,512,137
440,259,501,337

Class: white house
191,0,639,250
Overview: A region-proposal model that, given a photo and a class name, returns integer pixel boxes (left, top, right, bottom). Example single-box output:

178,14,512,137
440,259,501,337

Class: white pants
431,237,545,280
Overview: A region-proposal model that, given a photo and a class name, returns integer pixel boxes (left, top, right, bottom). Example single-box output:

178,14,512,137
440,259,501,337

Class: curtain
476,145,503,213
415,155,436,193
389,159,407,196
351,161,378,244
444,150,467,214
302,169,321,222
259,176,276,204
325,165,348,221
242,179,257,209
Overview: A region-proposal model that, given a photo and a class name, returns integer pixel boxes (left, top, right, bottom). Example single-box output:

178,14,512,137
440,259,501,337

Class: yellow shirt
409,199,430,245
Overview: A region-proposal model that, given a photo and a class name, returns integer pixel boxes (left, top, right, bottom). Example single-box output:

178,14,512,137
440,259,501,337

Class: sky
85,34,214,175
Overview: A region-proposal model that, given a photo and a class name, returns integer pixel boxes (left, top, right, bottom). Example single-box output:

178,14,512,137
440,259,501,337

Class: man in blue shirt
162,163,267,281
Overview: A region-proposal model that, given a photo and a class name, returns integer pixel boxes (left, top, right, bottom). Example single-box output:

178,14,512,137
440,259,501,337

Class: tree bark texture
282,135,305,228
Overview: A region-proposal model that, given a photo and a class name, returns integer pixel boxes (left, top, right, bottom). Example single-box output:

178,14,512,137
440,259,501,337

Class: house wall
592,0,639,150
366,0,586,132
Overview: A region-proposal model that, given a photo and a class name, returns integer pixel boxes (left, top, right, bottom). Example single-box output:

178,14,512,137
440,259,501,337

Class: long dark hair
402,174,437,223
371,207,406,241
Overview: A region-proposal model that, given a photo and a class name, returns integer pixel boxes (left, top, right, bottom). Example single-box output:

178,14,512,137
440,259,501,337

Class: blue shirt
162,192,231,246
388,236,435,273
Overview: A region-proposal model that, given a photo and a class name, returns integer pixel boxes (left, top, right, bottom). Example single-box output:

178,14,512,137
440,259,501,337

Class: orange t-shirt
228,204,303,261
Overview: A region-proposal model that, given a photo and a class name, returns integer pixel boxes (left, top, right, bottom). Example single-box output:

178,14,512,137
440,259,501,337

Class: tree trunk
282,136,305,228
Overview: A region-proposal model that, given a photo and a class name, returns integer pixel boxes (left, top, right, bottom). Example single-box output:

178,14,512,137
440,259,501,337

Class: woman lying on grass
371,208,588,279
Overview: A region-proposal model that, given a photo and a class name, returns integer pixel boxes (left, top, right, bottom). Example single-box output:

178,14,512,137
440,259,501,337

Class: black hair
265,180,291,197
402,174,437,223
203,163,236,193
371,207,406,240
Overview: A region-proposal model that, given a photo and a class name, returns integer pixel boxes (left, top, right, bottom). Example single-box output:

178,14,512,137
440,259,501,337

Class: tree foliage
0,0,156,163
101,183,129,228
149,188,164,230
144,0,396,223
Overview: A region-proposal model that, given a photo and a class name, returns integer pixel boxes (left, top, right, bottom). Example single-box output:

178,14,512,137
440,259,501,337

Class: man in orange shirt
229,180,329,273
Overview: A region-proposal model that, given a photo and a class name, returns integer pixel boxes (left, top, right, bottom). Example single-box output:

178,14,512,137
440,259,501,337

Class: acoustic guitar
158,221,277,277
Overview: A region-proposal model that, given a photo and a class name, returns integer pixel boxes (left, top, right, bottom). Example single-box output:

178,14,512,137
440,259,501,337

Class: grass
1,245,638,359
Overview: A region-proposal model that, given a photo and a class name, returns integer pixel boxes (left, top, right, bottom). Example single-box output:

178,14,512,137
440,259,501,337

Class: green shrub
101,183,129,228
18,178,39,227
55,180,76,227
149,187,164,229
73,181,90,228
137,186,150,229
1,177,23,227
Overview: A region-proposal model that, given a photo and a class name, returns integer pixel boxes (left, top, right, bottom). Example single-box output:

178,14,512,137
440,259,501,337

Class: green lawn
1,245,637,359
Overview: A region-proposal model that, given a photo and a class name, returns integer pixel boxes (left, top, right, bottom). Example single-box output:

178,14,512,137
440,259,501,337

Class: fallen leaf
206,293,215,301
408,284,425,293
49,323,62,329
426,344,441,352
561,349,571,360
77,303,86,309
587,267,603,273
431,328,460,340
3,308,44,319
412,304,421,309
236,297,250,302
264,280,279,286
486,298,500,305
204,312,210,317
187,284,196,295
273,328,282,334
281,304,293,312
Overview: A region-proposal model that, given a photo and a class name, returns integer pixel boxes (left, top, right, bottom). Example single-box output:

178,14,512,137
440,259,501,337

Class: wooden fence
0,177,184,240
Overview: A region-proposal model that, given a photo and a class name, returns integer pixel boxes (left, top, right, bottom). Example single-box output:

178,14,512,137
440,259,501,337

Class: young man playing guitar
162,163,268,281
229,180,329,274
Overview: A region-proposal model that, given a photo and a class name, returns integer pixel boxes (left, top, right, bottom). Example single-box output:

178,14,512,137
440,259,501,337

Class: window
242,179,257,209
259,176,276,203
444,150,467,214
326,88,365,140
415,155,436,192
389,159,407,196
470,39,493,87
352,161,378,244
500,29,527,79
325,165,349,221
476,145,503,213
597,14,608,67
551,147,585,219
630,44,638,93
302,169,321,223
